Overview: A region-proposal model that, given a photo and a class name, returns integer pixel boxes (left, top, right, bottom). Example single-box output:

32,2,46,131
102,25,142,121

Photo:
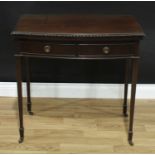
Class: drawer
77,43,138,56
17,41,138,57
18,41,77,56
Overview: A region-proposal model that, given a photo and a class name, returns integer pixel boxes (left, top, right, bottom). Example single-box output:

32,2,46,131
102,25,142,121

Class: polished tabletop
12,14,144,39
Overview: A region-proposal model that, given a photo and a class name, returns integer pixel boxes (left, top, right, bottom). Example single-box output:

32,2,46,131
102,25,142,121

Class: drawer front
78,43,138,56
18,41,76,56
17,41,138,57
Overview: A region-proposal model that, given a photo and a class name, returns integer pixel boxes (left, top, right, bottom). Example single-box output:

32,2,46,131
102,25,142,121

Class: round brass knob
44,45,51,53
102,46,110,54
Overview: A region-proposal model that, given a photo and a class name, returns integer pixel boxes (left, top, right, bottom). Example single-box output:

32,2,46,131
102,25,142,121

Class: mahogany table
11,14,145,145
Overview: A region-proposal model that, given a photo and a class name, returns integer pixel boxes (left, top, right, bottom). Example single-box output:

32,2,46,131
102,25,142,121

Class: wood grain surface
0,97,154,153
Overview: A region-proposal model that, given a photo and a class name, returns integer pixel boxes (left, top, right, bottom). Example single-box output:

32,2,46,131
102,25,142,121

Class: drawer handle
102,46,110,54
44,45,51,53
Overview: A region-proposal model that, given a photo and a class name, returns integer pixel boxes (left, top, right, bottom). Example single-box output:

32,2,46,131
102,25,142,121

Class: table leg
26,58,33,115
128,58,139,145
16,56,24,143
123,59,130,117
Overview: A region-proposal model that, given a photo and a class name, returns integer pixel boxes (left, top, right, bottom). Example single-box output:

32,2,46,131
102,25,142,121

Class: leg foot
27,102,33,115
128,139,134,146
128,131,134,146
18,137,24,143
19,128,24,143
124,113,128,117
28,111,34,115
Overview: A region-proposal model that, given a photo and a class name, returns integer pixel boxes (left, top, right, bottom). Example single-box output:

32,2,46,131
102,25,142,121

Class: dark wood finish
12,15,144,40
16,56,24,143
17,41,138,57
25,58,33,115
12,15,144,145
123,59,130,117
128,58,139,145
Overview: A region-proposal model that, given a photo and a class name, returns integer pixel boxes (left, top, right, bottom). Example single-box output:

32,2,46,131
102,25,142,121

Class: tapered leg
128,59,139,146
26,58,33,115
123,59,130,117
16,56,24,143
